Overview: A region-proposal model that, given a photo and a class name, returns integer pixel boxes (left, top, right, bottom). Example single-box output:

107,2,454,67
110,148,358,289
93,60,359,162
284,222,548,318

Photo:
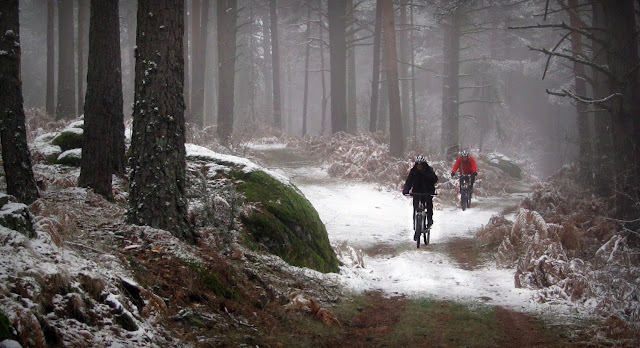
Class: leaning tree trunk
381,0,403,157
56,0,76,120
270,0,282,129
78,0,124,199
369,0,383,133
128,0,193,241
328,0,347,133
0,0,40,205
440,6,461,160
217,0,238,144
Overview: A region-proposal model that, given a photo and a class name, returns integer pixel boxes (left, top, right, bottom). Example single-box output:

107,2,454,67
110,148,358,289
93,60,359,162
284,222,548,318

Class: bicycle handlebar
404,192,437,197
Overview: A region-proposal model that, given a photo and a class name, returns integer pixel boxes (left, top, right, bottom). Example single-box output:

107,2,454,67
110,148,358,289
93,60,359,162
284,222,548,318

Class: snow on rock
186,143,293,188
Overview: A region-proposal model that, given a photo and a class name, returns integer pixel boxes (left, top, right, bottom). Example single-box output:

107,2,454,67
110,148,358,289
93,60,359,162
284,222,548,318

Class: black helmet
415,155,427,164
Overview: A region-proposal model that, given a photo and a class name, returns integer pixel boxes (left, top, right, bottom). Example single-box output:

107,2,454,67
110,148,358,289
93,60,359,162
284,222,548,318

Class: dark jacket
403,164,438,194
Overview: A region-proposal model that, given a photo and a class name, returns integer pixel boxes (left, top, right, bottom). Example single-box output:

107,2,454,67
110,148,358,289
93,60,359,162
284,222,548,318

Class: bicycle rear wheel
424,227,430,245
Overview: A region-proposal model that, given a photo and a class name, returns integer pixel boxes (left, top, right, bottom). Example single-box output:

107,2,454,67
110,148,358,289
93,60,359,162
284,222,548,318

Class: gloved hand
402,190,409,195
450,172,455,178
472,172,477,176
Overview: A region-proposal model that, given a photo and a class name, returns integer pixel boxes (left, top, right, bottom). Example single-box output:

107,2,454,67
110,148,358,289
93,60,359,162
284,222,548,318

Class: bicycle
406,192,435,248
455,174,472,211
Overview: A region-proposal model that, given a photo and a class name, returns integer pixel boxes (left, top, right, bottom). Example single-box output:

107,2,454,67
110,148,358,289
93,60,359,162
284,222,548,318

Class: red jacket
451,156,477,175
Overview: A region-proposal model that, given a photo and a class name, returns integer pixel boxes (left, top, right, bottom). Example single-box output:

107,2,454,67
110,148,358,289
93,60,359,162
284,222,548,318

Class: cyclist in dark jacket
403,155,438,228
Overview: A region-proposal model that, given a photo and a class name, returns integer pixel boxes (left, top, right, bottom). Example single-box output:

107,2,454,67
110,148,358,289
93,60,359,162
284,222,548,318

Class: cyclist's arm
470,157,477,173
451,157,461,173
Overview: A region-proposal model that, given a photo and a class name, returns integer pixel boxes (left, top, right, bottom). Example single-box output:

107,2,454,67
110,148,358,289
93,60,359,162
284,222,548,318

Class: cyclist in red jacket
450,149,478,196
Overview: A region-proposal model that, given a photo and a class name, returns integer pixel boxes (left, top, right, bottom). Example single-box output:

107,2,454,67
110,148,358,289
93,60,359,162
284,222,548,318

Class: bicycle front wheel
415,214,423,248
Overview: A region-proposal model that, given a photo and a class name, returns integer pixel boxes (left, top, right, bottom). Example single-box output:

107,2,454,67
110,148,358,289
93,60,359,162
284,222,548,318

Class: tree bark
441,6,461,160
183,0,191,121
46,0,55,116
346,0,357,134
270,0,282,129
600,0,640,225
56,0,76,119
591,0,613,197
381,0,403,157
0,0,40,205
568,0,592,182
319,3,328,135
78,0,124,199
262,11,273,123
369,0,383,133
302,3,311,136
128,0,192,241
77,0,88,117
191,0,208,128
399,3,410,141
328,0,347,133
216,0,237,144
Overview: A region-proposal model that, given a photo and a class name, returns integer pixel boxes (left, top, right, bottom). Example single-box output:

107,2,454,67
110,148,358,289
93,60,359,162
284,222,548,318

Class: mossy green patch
183,259,239,300
0,309,12,340
51,129,83,152
234,169,339,273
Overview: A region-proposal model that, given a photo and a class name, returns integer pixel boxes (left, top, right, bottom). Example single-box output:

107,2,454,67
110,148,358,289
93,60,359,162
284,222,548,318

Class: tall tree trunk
399,3,410,141
369,0,383,133
346,0,357,133
46,0,55,116
270,0,282,129
120,0,137,120
79,0,124,198
77,0,88,117
248,3,256,121
128,0,192,240
302,3,311,136
591,0,613,197
379,67,388,133
0,0,40,205
183,0,191,121
262,11,273,123
568,0,593,182
217,0,237,144
601,0,640,225
381,0,403,157
319,4,328,135
328,0,347,133
441,6,461,160
56,0,76,119
409,0,417,141
191,0,208,128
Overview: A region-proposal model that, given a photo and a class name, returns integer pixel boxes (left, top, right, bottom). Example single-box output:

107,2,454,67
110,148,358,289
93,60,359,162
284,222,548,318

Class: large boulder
51,127,83,152
484,153,522,179
186,144,340,273
0,193,36,238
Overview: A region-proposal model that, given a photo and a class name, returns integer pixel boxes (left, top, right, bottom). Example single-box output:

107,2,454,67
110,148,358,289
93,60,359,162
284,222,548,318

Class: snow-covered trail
283,166,542,312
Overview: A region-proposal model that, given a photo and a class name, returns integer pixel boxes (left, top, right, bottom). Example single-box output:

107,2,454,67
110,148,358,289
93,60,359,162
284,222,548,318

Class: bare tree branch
528,46,615,80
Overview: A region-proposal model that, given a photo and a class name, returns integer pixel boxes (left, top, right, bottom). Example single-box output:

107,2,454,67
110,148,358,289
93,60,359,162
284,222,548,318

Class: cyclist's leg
412,196,419,229
426,195,434,227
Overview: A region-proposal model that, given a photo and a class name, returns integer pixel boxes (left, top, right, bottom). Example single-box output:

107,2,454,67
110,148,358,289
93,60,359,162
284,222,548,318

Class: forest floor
4,132,635,347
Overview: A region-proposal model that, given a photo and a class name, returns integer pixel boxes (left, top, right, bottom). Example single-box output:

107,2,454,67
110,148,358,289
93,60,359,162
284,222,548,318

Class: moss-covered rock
484,153,522,179
185,144,340,273
57,149,82,167
234,170,340,273
51,127,83,152
0,193,36,238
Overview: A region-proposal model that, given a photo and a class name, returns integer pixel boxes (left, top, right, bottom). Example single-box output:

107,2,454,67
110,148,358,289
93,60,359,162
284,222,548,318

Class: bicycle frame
408,192,434,248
